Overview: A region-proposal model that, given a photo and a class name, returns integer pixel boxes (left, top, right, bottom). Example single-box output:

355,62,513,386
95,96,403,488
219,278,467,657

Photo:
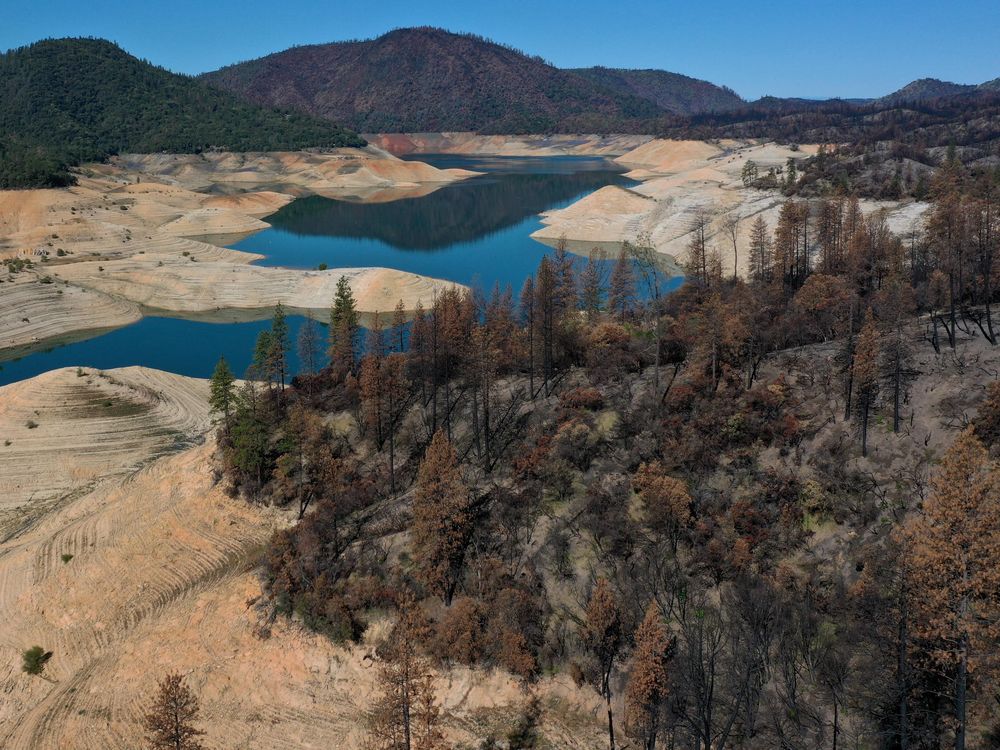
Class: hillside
0,38,365,188
569,66,744,114
200,27,664,133
875,77,976,106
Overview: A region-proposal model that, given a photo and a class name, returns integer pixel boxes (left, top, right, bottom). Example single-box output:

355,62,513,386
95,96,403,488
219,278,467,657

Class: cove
233,155,643,295
1,156,680,387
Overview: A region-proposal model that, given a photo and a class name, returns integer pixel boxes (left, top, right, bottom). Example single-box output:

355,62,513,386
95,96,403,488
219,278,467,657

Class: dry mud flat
532,139,930,276
0,367,607,748
0,148,473,352
369,131,653,157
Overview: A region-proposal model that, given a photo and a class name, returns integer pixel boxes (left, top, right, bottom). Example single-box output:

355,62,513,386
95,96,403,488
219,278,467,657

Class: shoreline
0,147,473,358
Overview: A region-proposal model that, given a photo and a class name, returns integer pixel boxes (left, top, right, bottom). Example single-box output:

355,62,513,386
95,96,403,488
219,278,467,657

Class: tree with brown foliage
366,601,446,750
581,577,624,750
634,462,691,553
624,603,672,750
535,256,558,393
143,672,206,750
411,430,473,606
905,429,1000,750
975,380,1000,447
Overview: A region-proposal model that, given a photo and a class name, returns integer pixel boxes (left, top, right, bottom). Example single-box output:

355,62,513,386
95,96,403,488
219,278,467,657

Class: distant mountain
876,78,976,106
0,38,364,188
200,27,664,133
569,66,743,114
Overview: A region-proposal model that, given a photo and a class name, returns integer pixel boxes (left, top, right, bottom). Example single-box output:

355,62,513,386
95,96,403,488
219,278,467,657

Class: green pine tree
209,356,236,430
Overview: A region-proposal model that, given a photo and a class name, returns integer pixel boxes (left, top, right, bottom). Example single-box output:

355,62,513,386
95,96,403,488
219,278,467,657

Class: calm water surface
1,156,676,386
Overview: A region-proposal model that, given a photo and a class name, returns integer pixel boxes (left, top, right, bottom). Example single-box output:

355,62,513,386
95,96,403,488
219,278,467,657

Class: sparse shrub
25,420,38,429
61,553,74,563
22,645,51,675
559,386,603,411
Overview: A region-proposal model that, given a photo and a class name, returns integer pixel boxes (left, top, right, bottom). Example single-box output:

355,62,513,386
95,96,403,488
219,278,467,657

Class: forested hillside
208,158,1000,747
570,66,744,114
200,27,665,133
0,38,364,188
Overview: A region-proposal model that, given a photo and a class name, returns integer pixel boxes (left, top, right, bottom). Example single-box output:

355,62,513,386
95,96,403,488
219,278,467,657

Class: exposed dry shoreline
370,133,928,278
0,366,608,748
0,148,474,354
532,139,929,276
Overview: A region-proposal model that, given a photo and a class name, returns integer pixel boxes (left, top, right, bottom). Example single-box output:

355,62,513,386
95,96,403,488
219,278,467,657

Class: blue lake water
0,155,680,386
234,154,639,295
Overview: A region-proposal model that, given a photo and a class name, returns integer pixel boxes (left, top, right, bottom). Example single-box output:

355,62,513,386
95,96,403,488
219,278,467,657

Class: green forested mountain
200,27,665,133
0,38,364,188
569,66,744,114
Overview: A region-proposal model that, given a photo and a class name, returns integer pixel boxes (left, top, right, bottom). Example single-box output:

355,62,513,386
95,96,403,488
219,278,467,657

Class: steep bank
0,367,607,748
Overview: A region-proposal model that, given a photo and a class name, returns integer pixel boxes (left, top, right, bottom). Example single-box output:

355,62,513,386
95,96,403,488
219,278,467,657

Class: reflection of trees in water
266,171,631,250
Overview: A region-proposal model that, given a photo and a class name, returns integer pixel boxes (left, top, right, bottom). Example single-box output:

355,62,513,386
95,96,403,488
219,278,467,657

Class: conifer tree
608,248,636,322
685,212,711,286
519,277,536,397
535,257,557,392
209,356,235,432
905,430,1000,750
624,603,672,750
392,299,408,353
853,308,881,456
329,275,359,376
143,672,206,750
579,251,606,319
366,601,446,750
296,314,323,376
411,430,473,606
748,215,772,283
270,302,289,391
975,380,1000,447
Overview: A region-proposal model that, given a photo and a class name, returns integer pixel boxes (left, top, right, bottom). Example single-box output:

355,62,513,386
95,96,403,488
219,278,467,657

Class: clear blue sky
4,0,998,100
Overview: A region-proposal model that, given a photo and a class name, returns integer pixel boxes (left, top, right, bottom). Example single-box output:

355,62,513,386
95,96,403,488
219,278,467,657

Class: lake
0,156,678,386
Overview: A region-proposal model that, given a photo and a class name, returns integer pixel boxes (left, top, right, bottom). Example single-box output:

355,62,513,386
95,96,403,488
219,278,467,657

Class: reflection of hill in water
265,170,631,250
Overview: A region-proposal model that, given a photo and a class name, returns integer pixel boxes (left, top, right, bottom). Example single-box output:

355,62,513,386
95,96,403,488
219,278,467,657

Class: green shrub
21,646,51,675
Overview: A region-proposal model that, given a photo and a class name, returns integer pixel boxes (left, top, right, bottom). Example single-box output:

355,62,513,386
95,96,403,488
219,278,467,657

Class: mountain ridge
199,27,666,133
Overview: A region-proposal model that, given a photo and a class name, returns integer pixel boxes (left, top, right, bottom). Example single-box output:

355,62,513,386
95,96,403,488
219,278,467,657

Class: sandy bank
0,366,609,749
108,147,477,192
0,148,473,355
0,366,211,536
369,132,653,157
52,259,457,316
533,139,929,278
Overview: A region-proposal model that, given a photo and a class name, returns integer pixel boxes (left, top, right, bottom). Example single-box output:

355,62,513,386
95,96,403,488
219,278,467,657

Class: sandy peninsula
532,139,930,277
0,147,474,353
